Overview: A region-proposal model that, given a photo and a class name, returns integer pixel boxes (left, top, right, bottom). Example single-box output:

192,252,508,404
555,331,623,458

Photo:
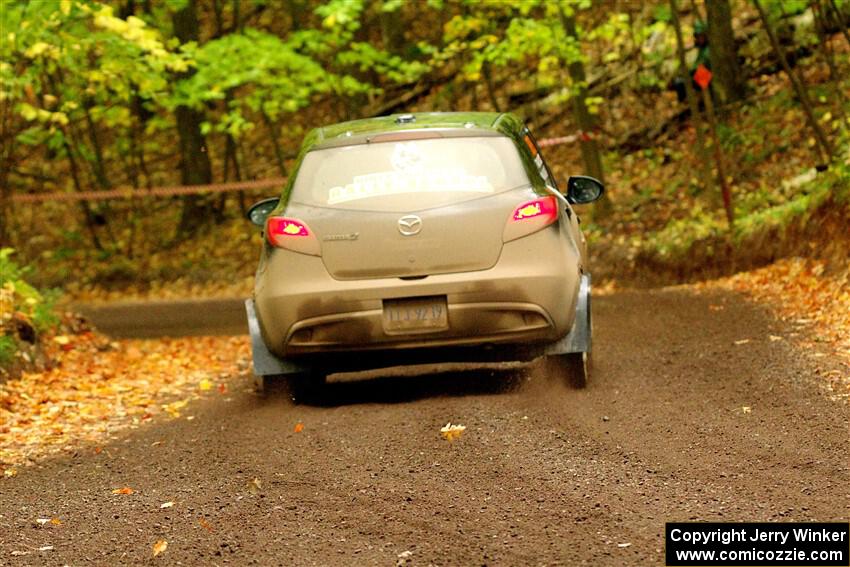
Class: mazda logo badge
398,215,423,236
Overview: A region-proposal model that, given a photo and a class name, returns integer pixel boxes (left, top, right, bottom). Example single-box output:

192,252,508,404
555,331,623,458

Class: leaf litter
0,331,250,470
702,257,850,399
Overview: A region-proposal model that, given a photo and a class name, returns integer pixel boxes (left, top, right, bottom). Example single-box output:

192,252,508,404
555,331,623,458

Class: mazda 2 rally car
245,112,603,392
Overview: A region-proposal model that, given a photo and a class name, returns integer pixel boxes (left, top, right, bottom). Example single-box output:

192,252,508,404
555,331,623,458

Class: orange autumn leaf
111,487,135,495
440,422,466,441
294,422,304,433
152,539,168,557
247,477,262,494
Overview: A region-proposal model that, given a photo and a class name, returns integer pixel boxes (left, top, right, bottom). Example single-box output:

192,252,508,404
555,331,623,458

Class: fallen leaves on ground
294,422,304,433
0,332,250,469
440,423,466,441
247,477,262,495
152,539,168,557
111,487,135,495
703,257,850,398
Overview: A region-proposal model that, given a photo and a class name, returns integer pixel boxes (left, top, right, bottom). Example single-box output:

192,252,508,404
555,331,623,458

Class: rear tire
254,370,326,402
253,373,291,396
545,351,590,389
288,370,326,403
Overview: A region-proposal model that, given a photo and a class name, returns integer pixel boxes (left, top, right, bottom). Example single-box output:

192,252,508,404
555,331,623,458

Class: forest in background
1,0,849,368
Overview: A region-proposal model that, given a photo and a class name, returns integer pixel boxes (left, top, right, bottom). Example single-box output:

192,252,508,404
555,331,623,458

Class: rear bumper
284,300,554,355
247,297,550,376
254,227,581,358
247,273,591,377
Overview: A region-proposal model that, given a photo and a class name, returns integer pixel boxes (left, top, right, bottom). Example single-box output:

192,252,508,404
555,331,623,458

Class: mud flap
245,299,308,376
544,273,592,355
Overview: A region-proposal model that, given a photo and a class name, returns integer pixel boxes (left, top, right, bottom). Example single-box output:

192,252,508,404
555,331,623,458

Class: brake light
503,196,559,242
268,217,309,237
266,216,320,256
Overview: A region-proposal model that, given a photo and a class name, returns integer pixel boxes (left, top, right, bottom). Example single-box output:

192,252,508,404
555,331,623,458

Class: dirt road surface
2,288,848,565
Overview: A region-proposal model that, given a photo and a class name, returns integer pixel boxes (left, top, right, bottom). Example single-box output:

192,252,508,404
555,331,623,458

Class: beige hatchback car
245,112,603,394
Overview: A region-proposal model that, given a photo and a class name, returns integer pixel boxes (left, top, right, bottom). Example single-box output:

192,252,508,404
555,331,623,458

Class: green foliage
435,1,587,88
308,0,428,95
1,0,192,206
644,164,848,262
338,42,429,84
652,4,672,23
764,0,809,18
177,29,336,137
2,2,188,125
0,248,61,369
0,248,27,283
0,0,431,211
0,336,16,366
648,206,728,259
0,248,58,334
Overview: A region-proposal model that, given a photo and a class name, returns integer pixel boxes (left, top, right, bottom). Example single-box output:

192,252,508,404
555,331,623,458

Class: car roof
303,112,525,151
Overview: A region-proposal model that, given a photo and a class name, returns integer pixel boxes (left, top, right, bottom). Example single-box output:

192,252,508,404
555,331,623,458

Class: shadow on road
258,364,535,408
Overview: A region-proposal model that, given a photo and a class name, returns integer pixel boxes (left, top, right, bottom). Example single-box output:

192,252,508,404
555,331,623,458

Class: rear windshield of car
290,136,530,212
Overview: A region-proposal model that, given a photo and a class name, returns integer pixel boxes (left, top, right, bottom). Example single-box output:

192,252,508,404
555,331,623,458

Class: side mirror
247,197,280,227
566,176,604,204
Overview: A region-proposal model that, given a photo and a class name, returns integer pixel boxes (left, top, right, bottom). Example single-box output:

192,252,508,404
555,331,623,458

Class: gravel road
2,288,848,565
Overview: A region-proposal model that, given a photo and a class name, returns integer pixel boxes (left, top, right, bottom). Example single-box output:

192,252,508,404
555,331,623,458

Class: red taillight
266,216,320,256
267,217,309,238
503,196,559,242
512,196,558,221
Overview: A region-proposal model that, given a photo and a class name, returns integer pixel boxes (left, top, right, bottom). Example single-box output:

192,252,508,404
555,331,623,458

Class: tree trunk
752,0,834,164
262,111,288,177
706,0,747,104
0,166,11,247
670,0,712,193
61,134,104,251
0,101,14,247
172,0,214,235
379,5,404,54
558,7,611,219
287,0,307,31
825,0,850,50
812,0,848,128
701,89,734,226
481,62,502,112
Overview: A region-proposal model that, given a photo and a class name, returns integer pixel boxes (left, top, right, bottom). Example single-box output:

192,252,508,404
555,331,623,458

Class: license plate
382,296,448,334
